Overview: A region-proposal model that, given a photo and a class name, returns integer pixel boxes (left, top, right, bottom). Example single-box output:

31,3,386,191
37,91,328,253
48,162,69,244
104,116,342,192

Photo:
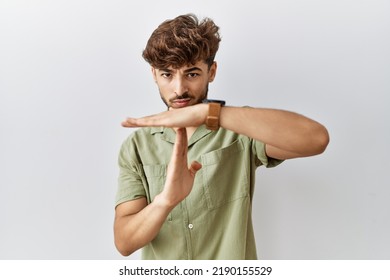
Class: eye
161,73,171,78
187,73,199,78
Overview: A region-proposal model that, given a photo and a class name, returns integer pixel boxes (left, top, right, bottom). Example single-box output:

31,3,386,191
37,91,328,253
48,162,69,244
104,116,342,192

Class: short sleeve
252,140,284,168
115,136,147,207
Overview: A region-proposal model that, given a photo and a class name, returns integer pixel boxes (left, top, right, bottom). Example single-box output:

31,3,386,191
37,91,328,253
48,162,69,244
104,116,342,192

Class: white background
0,0,389,259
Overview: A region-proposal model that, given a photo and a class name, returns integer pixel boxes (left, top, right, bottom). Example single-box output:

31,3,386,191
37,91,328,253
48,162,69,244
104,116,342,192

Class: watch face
202,99,226,106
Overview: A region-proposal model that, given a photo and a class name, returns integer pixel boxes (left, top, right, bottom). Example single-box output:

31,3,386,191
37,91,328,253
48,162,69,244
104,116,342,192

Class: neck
185,127,197,140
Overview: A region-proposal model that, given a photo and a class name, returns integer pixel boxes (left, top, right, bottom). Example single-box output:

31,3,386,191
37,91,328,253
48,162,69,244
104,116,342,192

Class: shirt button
188,223,194,229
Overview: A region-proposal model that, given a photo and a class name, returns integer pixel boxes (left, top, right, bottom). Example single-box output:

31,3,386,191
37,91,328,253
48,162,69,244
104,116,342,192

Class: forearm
115,128,201,256
219,106,329,157
121,104,329,158
114,195,174,256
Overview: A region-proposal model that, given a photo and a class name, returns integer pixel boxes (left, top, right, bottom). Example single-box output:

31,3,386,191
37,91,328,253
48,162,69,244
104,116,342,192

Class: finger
189,161,202,175
173,128,187,157
121,118,138,127
121,113,163,128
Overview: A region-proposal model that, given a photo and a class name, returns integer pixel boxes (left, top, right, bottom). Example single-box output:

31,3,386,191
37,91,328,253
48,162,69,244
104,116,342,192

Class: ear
208,61,217,82
151,67,157,82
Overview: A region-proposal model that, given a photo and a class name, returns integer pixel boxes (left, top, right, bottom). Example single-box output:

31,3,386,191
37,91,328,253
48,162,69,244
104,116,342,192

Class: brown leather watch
202,99,226,130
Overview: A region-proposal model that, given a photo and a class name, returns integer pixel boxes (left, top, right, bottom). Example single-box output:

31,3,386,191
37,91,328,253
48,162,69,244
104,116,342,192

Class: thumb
189,161,202,175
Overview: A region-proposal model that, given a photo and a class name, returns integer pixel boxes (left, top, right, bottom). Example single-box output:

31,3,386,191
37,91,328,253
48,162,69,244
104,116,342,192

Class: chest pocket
201,139,250,210
143,164,173,221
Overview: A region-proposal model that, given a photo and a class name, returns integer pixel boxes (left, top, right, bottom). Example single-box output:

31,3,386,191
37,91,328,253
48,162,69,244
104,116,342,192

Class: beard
160,84,209,109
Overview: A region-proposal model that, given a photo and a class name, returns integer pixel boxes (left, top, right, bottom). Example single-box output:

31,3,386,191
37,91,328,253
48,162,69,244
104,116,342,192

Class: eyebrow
158,67,203,73
159,68,173,73
184,67,203,73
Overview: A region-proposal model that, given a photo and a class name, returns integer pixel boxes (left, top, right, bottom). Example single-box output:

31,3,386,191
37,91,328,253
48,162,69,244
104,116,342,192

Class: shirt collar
150,125,213,146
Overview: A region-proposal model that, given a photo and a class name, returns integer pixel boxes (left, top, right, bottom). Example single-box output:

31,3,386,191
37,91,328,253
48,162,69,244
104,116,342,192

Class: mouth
172,98,191,108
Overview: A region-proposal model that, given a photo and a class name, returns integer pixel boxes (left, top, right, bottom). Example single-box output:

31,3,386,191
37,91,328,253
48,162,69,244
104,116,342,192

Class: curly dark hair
142,14,221,69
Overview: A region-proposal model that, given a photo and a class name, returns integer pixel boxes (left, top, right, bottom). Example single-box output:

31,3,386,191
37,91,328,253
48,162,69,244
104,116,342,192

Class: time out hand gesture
121,104,208,128
157,128,202,208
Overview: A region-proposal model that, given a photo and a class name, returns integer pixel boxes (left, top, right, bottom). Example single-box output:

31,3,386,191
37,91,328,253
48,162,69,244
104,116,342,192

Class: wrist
202,99,226,130
153,193,177,212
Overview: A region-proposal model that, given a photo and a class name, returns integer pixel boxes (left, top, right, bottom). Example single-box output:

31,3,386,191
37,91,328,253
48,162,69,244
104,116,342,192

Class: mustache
169,92,192,102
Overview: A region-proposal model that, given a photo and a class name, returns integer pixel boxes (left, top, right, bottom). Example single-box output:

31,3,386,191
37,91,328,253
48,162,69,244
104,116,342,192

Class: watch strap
205,102,222,130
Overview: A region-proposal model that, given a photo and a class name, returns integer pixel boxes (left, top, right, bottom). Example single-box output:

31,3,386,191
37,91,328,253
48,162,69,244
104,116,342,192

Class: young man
114,14,329,259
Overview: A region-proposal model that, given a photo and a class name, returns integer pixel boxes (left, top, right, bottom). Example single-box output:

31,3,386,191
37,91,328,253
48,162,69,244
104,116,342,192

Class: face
152,61,217,109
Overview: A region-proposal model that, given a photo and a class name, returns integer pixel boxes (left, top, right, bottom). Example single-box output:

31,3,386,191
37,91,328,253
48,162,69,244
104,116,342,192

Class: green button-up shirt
116,125,282,259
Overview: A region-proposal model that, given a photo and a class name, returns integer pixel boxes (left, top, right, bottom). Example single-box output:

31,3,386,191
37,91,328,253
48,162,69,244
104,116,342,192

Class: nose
173,77,188,97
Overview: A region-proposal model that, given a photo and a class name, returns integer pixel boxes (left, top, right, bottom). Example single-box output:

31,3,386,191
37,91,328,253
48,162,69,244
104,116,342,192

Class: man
114,14,329,259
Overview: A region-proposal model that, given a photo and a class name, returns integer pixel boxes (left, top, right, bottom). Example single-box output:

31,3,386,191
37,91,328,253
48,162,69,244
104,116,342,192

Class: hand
121,103,208,128
157,128,202,208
